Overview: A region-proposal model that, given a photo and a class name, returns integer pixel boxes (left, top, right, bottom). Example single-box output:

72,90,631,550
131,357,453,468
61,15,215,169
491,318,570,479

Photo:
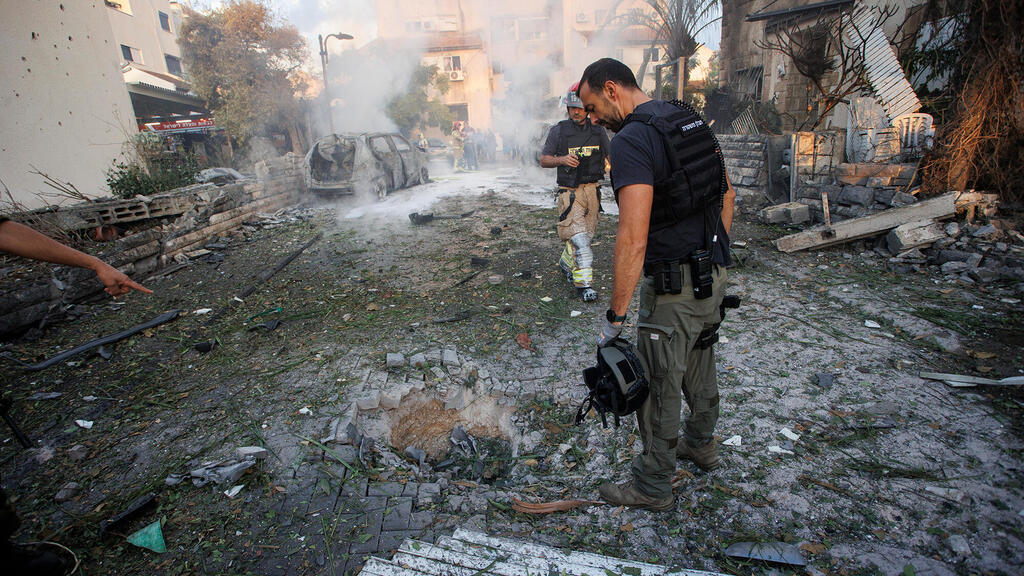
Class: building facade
1,0,137,209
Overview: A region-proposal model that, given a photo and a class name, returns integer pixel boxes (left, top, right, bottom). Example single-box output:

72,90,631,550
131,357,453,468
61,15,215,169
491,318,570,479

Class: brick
382,497,413,530
368,482,404,497
865,176,892,187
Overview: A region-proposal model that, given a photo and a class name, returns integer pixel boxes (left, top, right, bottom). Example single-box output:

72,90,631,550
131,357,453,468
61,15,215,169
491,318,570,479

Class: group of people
447,122,496,171
541,58,736,510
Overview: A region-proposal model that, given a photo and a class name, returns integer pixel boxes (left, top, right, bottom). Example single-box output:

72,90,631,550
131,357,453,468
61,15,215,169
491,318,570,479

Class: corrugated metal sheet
845,8,920,121
360,528,729,576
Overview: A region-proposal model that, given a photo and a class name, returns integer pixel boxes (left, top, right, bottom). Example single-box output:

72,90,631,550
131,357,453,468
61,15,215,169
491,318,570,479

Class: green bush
106,133,200,198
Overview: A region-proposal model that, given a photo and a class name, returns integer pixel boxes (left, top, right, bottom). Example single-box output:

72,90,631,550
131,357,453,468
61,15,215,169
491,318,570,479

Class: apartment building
105,0,211,135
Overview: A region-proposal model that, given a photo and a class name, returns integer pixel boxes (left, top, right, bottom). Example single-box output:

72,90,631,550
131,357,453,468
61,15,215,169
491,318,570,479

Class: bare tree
605,0,721,91
757,4,898,129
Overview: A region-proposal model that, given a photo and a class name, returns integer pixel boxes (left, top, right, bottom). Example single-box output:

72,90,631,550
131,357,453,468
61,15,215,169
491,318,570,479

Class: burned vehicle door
369,135,404,192
389,134,420,185
306,135,358,194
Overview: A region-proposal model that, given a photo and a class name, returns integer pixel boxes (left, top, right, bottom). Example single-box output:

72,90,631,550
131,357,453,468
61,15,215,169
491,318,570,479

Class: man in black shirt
540,83,611,302
579,59,736,510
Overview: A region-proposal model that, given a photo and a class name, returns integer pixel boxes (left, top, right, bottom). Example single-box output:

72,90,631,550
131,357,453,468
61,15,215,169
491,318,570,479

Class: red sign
138,118,216,132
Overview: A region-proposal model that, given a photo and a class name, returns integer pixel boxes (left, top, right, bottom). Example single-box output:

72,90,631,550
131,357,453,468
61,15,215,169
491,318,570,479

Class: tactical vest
618,100,727,230
556,119,606,187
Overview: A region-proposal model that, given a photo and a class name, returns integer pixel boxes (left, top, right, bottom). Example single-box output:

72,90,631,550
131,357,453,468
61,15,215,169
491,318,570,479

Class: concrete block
409,353,427,368
784,203,810,224
235,446,269,460
839,185,874,206
386,353,405,368
441,348,460,367
891,192,918,207
865,176,892,187
758,204,790,224
874,188,896,205
886,220,945,253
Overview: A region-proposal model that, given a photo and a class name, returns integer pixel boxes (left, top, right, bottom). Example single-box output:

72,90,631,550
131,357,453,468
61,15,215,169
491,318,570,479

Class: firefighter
539,83,611,302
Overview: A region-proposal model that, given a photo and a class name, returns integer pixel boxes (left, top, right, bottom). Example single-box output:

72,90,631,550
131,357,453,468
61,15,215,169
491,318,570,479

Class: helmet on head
564,82,583,109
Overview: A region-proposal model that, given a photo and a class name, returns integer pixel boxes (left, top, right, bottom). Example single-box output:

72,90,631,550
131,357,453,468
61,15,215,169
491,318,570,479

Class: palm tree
606,0,721,93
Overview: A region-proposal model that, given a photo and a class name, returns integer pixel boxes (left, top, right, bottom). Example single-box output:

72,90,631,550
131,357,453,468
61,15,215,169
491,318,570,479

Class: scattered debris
126,519,166,554
234,446,269,460
247,319,281,332
515,332,534,351
450,426,477,457
68,444,88,461
570,310,582,318
919,371,1024,388
948,535,971,558
814,373,834,388
386,353,406,368
539,296,553,302
780,427,801,441
28,392,62,400
298,407,313,415
408,210,476,225
432,310,475,324
722,435,742,446
74,420,93,429
864,320,882,328
509,498,601,514
194,341,216,354
54,482,80,503
724,541,806,567
235,233,322,301
224,485,245,498
99,493,157,538
193,308,213,315
184,459,254,487
1,310,181,371
768,445,794,455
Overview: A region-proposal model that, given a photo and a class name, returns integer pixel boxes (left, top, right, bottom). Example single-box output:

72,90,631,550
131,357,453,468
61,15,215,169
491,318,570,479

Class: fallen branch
509,498,601,514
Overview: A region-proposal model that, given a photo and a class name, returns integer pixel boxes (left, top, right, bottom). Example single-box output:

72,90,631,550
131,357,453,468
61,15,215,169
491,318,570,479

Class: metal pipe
318,32,354,136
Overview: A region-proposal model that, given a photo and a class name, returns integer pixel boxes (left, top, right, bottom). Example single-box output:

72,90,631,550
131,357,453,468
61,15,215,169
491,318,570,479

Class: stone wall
0,153,306,336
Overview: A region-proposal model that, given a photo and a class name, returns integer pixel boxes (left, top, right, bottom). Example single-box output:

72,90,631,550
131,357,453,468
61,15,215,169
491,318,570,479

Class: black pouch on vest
689,250,713,299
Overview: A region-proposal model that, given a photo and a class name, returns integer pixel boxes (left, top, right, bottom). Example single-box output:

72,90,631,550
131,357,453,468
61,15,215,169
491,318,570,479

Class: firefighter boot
676,438,720,471
598,480,674,511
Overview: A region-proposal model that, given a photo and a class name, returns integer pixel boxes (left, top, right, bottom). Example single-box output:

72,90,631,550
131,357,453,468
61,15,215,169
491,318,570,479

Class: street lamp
318,32,354,135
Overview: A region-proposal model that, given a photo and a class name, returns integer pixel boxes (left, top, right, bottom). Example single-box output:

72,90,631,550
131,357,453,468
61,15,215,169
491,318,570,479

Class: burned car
304,132,429,198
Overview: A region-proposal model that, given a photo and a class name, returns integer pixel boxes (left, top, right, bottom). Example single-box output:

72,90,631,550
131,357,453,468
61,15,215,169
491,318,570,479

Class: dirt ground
2,163,1023,576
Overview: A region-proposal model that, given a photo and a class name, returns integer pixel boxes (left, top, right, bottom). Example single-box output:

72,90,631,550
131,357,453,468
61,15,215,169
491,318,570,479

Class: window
392,136,411,151
643,47,660,62
370,137,392,155
120,44,142,63
165,54,182,76
443,55,462,72
159,11,170,32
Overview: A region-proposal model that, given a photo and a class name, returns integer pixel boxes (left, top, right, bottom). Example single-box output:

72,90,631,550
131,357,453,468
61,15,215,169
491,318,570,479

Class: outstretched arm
0,220,152,296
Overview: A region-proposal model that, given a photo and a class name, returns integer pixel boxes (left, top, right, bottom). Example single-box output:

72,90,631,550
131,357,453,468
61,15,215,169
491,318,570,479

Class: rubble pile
0,154,306,336
885,219,1024,285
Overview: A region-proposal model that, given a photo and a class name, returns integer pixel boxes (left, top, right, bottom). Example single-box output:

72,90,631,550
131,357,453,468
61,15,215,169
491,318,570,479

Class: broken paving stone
442,348,460,367
68,444,88,461
189,460,254,487
356,392,381,411
486,275,504,285
814,373,834,388
409,352,427,368
865,401,899,417
379,391,402,410
779,427,801,441
405,446,427,467
947,535,971,557
55,482,80,502
725,541,806,567
235,446,268,460
925,486,965,503
386,352,406,368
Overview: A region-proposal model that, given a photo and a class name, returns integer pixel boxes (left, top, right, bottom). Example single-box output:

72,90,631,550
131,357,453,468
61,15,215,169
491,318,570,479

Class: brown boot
598,480,674,511
676,439,720,471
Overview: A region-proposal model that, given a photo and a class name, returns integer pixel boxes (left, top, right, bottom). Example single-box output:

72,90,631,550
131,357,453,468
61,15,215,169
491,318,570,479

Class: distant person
464,126,479,171
416,132,429,152
0,215,151,574
449,122,465,170
578,58,735,511
539,82,610,302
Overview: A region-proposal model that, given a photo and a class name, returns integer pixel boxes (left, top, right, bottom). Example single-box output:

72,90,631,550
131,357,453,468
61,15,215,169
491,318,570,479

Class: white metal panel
846,9,920,121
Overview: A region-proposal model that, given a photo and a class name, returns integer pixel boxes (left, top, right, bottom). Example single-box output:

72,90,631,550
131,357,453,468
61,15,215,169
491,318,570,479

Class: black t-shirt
542,119,610,187
609,99,731,267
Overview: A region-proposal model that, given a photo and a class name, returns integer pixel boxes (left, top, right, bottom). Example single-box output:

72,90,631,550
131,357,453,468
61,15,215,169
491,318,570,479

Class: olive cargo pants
631,264,727,498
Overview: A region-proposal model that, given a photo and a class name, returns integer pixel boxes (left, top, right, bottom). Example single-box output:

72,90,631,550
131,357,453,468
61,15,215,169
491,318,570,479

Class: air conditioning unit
449,70,465,81
576,12,588,23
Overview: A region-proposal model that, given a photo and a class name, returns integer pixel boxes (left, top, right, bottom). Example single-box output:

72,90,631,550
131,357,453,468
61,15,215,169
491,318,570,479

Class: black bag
575,338,649,428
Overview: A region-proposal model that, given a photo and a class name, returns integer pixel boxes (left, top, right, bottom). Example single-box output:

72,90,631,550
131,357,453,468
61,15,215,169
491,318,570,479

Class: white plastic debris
570,310,582,317
298,407,313,415
780,427,801,441
719,335,729,343
768,445,794,455
722,435,742,446
864,320,881,329
194,308,213,315
224,485,245,498
74,420,93,429
971,305,984,310
82,395,97,402
540,297,553,303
